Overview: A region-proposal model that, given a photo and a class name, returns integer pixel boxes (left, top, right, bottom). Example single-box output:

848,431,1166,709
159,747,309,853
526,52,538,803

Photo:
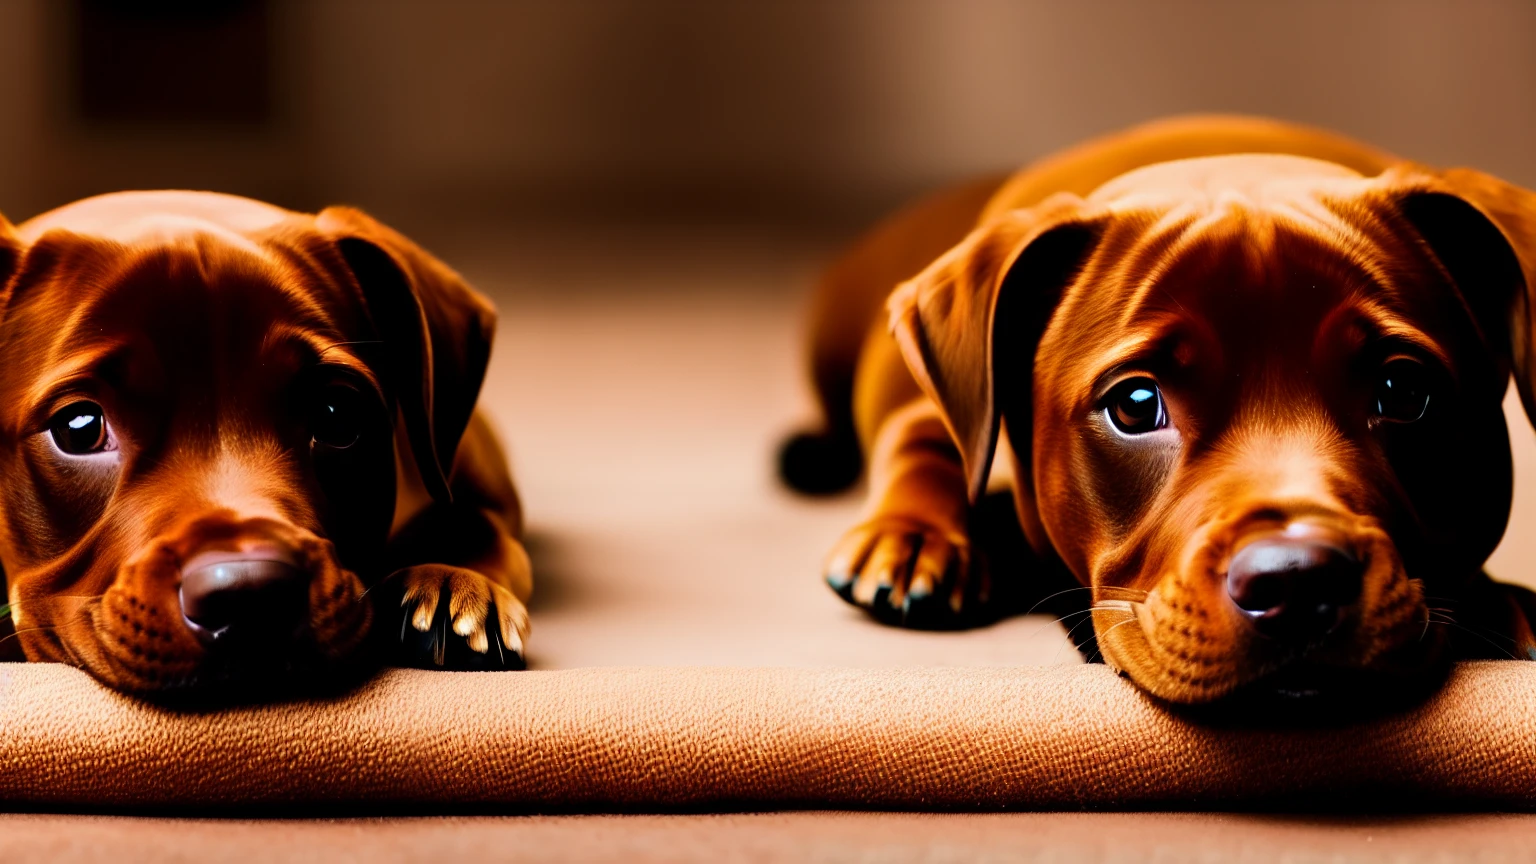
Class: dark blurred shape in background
0,0,1533,243
76,0,271,126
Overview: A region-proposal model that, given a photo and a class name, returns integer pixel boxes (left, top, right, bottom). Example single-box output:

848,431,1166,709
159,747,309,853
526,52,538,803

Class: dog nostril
179,558,308,646
1226,538,1363,641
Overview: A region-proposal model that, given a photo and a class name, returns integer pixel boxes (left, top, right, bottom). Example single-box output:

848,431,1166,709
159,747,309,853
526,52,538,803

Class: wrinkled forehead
1,231,372,395
1044,196,1463,383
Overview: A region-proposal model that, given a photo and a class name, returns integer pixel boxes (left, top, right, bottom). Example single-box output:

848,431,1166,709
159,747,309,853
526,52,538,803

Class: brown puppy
0,191,532,694
784,116,1536,704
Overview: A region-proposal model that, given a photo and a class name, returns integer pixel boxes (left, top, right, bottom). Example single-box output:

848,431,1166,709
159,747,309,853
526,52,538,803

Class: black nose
1226,537,1363,642
179,558,308,647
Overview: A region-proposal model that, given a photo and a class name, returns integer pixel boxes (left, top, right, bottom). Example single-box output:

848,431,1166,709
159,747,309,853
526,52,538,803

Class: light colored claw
494,585,530,656
397,565,529,660
447,571,492,652
409,596,438,632
463,625,489,654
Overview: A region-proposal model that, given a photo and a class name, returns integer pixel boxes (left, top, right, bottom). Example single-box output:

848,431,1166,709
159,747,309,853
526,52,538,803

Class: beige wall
2,0,1534,227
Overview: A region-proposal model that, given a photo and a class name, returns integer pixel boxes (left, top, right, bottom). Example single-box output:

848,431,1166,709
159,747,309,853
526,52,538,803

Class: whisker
1424,610,1520,647
1085,616,1141,664
1052,614,1103,663
1030,597,1154,659
1016,608,1096,653
1094,586,1151,602
1024,585,1149,617
1023,586,1096,617
1039,608,1094,628
1431,619,1520,660
1053,602,1144,664
0,624,59,649
1419,607,1454,642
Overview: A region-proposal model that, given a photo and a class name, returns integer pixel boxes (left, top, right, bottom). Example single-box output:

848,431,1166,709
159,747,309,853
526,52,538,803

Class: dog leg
386,503,532,671
826,398,986,627
381,411,532,670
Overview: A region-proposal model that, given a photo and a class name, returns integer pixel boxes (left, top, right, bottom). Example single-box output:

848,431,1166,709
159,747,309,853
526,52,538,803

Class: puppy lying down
0,192,531,694
786,115,1536,705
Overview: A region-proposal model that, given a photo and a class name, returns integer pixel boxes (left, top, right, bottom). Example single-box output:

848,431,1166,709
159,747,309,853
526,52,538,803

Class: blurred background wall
0,0,1532,239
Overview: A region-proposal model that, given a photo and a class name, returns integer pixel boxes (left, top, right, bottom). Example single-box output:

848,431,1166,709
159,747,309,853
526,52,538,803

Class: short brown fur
798,116,1536,703
0,191,532,693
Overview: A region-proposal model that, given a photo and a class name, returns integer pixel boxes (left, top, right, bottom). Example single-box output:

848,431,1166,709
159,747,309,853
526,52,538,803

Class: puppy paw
824,516,986,629
391,565,529,670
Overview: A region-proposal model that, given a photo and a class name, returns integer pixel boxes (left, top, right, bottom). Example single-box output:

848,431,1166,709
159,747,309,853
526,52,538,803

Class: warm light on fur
794,115,1536,704
0,191,532,693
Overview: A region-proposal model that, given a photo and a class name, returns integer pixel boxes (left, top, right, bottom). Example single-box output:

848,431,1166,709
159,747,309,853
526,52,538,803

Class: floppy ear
886,194,1104,502
315,207,497,504
1382,167,1536,423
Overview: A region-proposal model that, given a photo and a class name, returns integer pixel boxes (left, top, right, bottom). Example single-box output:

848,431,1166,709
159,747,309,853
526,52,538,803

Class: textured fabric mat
1,661,1532,811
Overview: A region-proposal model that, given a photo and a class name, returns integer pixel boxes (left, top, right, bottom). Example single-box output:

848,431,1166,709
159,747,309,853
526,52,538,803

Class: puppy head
0,193,494,693
891,156,1535,704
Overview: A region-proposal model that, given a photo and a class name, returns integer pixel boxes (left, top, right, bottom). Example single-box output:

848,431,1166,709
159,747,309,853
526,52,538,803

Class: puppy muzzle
1094,510,1431,705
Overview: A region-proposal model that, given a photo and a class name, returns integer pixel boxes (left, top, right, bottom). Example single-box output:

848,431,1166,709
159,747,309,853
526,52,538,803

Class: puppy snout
179,548,308,647
1226,531,1363,643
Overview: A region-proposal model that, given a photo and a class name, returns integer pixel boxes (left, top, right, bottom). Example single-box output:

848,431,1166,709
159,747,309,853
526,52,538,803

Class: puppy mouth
96,612,373,698
1157,660,1454,726
1096,593,1442,712
66,527,378,694
1090,523,1441,708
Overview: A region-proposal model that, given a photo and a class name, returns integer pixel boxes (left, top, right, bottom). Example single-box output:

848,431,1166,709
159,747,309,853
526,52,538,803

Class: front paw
390,565,530,670
824,515,985,629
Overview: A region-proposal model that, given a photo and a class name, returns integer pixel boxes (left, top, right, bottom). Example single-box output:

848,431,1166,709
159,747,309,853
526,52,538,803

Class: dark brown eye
49,401,111,454
310,385,364,449
1106,378,1168,435
1375,358,1431,423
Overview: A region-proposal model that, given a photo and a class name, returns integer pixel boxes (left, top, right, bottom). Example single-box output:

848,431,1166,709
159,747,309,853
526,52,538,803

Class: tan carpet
459,226,1089,670
2,661,1536,810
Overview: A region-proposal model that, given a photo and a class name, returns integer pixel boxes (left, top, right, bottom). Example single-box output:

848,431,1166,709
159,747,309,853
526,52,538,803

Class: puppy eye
49,401,113,455
310,384,364,449
1105,378,1169,435
1375,358,1431,423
